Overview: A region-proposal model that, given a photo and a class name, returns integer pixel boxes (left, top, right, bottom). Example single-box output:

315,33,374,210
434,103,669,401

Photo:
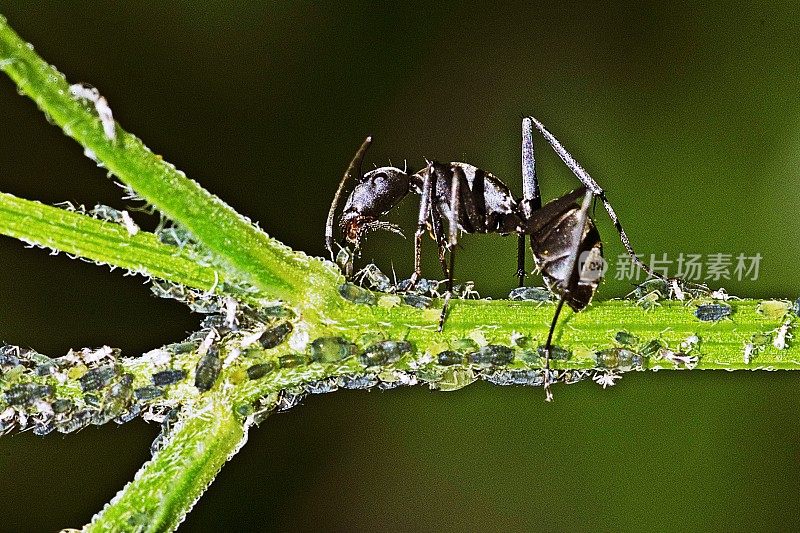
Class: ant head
339,166,411,247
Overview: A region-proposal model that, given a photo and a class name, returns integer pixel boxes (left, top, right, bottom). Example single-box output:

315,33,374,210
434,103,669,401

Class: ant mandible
326,117,671,401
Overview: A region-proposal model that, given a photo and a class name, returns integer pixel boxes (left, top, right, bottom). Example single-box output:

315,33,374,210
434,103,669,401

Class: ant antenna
325,136,372,261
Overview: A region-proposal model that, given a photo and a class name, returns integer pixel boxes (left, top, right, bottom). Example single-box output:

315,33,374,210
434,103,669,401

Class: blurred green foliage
1,2,799,531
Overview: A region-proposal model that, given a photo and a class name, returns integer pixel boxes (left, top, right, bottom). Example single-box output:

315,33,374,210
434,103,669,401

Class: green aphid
615,331,639,346
337,283,377,305
309,337,356,363
595,348,642,371
451,338,480,353
437,367,477,392
278,353,308,369
756,300,791,320
640,339,664,358
246,362,276,380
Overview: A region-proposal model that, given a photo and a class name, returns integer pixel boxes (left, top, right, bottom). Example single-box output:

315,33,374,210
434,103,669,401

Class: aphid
115,403,142,425
508,286,552,302
436,367,477,391
52,399,75,415
96,374,134,424
595,348,642,372
79,365,118,392
68,83,116,140
134,386,164,401
401,294,433,309
151,369,187,387
246,362,276,380
436,350,464,366
639,339,664,358
359,340,413,367
756,300,791,320
694,303,732,322
3,383,54,406
278,353,308,369
56,409,95,434
536,345,572,361
277,390,307,412
337,373,379,390
309,337,357,363
614,331,639,346
354,263,393,292
327,118,682,400
305,378,339,395
33,420,56,436
0,407,16,435
194,348,222,392
337,282,377,305
467,345,515,367
259,322,294,349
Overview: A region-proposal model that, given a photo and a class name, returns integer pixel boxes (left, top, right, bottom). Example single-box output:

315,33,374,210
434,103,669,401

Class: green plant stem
0,192,221,291
85,392,247,533
0,16,340,304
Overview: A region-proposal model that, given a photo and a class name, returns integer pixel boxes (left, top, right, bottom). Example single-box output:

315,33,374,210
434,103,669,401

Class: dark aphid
115,403,142,425
134,386,164,401
200,314,231,333
52,399,74,415
0,347,20,371
259,322,294,349
337,373,379,389
79,364,118,392
56,409,95,434
695,303,732,322
33,420,56,437
508,286,553,302
437,350,464,366
3,383,54,406
595,348,643,371
277,389,307,411
168,341,198,355
246,362,276,380
305,378,339,394
338,282,377,305
536,345,572,361
35,360,57,377
309,337,357,363
468,345,515,367
83,393,102,408
278,353,308,369
151,369,187,387
359,340,412,367
483,369,544,387
96,374,134,424
355,263,394,292
195,349,222,392
615,331,639,346
402,294,432,309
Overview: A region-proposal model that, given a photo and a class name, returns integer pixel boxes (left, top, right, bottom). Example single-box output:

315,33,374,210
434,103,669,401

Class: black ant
327,117,675,400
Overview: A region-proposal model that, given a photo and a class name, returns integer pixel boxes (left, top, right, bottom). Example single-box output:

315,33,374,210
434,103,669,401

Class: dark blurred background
1,2,800,531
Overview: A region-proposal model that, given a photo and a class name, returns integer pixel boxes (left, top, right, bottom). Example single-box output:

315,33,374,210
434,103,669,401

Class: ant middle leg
438,165,463,331
410,162,436,287
518,117,543,287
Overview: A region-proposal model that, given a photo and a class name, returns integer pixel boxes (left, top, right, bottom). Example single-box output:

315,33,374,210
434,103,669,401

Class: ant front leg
410,162,435,287
519,117,543,287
